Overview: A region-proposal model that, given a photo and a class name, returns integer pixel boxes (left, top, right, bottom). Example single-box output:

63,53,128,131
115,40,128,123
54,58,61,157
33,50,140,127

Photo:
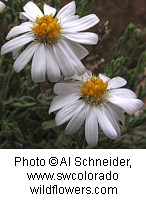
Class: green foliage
49,0,62,10
101,23,146,148
75,0,95,16
0,1,146,149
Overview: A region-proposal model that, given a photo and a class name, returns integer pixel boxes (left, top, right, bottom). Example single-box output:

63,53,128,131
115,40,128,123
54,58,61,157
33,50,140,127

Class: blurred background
61,0,146,60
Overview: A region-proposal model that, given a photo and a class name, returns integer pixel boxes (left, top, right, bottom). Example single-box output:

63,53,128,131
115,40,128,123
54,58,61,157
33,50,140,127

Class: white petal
63,38,89,60
64,32,98,45
96,106,118,139
85,107,98,146
61,15,79,25
19,12,34,21
43,4,56,16
45,47,60,82
0,2,5,13
57,1,76,19
99,73,110,82
13,42,38,73
82,70,92,81
55,100,85,126
23,1,43,20
64,70,92,81
103,105,121,137
54,81,81,94
64,74,81,81
49,93,81,114
65,103,88,135
56,39,86,76
12,46,24,60
52,42,74,77
109,88,137,99
31,43,46,82
63,14,99,32
108,77,127,89
1,33,35,55
6,22,33,40
108,96,144,115
107,102,125,126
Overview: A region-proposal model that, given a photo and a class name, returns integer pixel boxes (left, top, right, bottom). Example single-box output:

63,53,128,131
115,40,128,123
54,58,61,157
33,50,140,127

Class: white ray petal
65,103,88,135
82,70,92,81
108,77,127,89
109,88,137,99
49,93,81,114
31,43,46,82
1,33,35,55
64,70,92,81
43,4,56,16
106,102,125,126
19,12,34,21
62,38,89,60
55,100,84,126
63,14,99,32
52,42,74,77
85,107,98,146
12,46,24,60
108,96,144,115
6,22,33,40
23,1,43,20
54,81,81,94
99,74,110,82
13,42,38,73
0,2,5,13
57,1,76,19
103,105,121,137
45,47,60,82
61,15,79,25
96,106,118,139
57,39,86,76
65,32,98,45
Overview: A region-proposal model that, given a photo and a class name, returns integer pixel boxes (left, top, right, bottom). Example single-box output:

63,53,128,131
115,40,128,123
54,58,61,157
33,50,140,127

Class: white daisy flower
1,1,99,82
0,1,5,13
49,71,144,146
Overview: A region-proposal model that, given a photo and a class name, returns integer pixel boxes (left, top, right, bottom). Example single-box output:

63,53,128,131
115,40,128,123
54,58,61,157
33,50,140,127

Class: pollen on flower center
81,76,108,104
32,14,62,44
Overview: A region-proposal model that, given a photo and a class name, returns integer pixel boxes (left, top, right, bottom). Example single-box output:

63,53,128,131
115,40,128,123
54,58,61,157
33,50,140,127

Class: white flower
49,71,144,146
0,1,5,13
1,1,99,82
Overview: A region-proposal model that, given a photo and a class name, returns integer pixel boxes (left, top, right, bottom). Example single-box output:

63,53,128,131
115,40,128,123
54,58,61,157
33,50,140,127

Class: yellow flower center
32,14,62,44
81,76,108,104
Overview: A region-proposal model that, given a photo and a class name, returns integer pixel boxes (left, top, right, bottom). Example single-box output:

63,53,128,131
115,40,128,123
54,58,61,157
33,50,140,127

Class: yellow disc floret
32,14,62,44
81,76,108,104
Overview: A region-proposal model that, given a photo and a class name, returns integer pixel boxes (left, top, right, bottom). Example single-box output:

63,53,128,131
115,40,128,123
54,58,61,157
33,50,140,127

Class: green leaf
7,96,36,108
42,120,56,130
